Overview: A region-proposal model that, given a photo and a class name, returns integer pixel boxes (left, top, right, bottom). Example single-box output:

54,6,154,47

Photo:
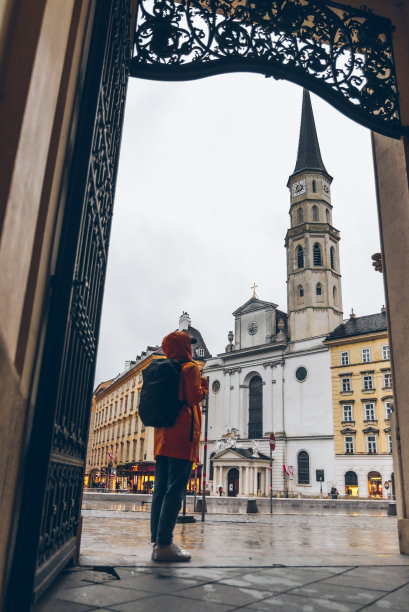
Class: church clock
322,181,330,195
248,321,258,335
292,179,306,197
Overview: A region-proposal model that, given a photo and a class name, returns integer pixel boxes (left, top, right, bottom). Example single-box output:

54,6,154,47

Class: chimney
179,311,191,331
381,305,386,313
349,309,356,320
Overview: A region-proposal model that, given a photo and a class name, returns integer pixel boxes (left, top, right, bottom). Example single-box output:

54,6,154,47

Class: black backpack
139,359,188,428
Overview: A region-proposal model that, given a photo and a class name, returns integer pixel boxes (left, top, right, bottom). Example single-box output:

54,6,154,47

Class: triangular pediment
213,448,244,461
232,297,278,317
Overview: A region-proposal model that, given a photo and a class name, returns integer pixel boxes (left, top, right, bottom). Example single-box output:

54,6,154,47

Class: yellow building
324,309,394,498
86,313,210,491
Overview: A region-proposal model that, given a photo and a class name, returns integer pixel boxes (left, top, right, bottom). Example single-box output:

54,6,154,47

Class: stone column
253,467,258,496
245,466,250,496
263,363,274,434
239,466,243,495
372,132,409,554
219,466,223,491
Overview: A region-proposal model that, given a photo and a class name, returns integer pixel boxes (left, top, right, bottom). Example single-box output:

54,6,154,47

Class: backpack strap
179,360,195,442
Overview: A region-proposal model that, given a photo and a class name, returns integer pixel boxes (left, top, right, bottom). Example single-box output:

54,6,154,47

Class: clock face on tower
322,182,330,196
248,321,258,335
292,179,306,197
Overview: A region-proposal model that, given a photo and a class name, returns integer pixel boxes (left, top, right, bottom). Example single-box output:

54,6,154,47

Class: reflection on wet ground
33,498,409,611
80,501,409,568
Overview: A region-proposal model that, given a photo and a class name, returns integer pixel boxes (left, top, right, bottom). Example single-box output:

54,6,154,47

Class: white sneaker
151,544,157,560
153,542,191,562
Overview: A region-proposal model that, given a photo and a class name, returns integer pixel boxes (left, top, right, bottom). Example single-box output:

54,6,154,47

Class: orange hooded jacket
153,331,208,462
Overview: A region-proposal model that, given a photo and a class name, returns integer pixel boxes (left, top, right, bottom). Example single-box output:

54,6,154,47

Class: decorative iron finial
251,282,258,298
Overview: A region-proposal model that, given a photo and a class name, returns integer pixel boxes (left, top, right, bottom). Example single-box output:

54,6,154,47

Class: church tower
285,90,343,342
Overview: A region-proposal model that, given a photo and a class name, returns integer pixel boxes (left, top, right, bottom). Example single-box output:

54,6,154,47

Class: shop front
368,471,383,498
344,471,359,497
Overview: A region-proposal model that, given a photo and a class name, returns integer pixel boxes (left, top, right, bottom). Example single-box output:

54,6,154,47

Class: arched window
316,283,322,296
248,375,263,439
209,452,216,481
312,179,316,193
345,471,358,496
297,245,304,268
333,285,338,305
313,243,322,265
297,285,304,305
330,246,335,269
297,451,310,484
312,205,318,221
326,209,330,223
298,208,303,223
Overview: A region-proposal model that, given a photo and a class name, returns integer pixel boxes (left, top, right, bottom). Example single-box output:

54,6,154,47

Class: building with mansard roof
204,90,343,498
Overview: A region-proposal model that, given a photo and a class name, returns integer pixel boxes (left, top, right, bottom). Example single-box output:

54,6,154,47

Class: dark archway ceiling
130,0,406,138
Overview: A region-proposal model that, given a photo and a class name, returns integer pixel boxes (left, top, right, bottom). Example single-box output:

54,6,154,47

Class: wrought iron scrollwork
131,0,403,137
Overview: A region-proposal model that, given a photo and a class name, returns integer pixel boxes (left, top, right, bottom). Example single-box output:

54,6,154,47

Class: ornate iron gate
130,0,405,138
6,1,130,608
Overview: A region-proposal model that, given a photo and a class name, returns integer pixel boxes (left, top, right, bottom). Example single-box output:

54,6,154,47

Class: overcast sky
94,75,385,385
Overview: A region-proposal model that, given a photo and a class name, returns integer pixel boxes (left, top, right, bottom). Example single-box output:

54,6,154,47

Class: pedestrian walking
149,331,208,562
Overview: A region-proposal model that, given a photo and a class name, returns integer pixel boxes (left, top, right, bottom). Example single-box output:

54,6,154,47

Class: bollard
246,499,258,513
195,499,207,513
388,503,397,516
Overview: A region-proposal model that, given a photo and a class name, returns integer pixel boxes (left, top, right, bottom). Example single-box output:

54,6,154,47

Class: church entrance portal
4,1,409,608
228,468,240,497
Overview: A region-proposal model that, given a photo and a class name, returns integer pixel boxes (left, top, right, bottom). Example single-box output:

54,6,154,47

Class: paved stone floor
33,505,409,611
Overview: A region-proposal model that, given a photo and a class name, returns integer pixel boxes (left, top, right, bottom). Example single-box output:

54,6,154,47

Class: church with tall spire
286,89,343,341
203,90,340,498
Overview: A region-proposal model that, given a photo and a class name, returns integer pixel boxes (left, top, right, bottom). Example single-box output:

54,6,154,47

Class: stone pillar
219,466,223,490
372,132,409,554
263,363,273,434
253,467,258,496
239,466,243,495
245,466,250,496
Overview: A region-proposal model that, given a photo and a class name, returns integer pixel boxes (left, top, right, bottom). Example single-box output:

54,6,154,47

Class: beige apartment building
86,313,210,492
324,309,394,498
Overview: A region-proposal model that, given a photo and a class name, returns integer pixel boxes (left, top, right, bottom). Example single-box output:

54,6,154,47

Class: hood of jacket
162,331,192,361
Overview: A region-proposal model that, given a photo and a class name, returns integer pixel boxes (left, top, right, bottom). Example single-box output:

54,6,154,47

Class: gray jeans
150,455,193,546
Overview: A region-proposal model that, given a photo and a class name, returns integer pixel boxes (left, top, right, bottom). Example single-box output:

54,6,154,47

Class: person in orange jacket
151,330,208,562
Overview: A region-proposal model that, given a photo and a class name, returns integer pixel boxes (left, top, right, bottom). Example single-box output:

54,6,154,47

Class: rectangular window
364,403,376,420
363,375,373,390
133,440,137,461
139,440,144,461
197,348,205,357
342,405,353,421
344,436,354,454
367,435,377,454
382,345,390,360
342,377,351,392
132,376,136,386
126,442,130,461
361,348,371,363
114,402,117,418
388,435,392,453
383,373,392,388
340,351,349,366
124,396,128,413
134,416,138,433
120,398,123,414
130,393,134,411
385,401,392,419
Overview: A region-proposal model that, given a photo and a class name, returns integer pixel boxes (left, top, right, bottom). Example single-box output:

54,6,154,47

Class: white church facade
203,90,343,497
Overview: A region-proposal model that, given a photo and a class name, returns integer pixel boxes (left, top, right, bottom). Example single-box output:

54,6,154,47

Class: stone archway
2,0,409,608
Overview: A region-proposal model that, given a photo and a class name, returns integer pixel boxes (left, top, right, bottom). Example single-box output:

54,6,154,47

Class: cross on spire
251,283,258,298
